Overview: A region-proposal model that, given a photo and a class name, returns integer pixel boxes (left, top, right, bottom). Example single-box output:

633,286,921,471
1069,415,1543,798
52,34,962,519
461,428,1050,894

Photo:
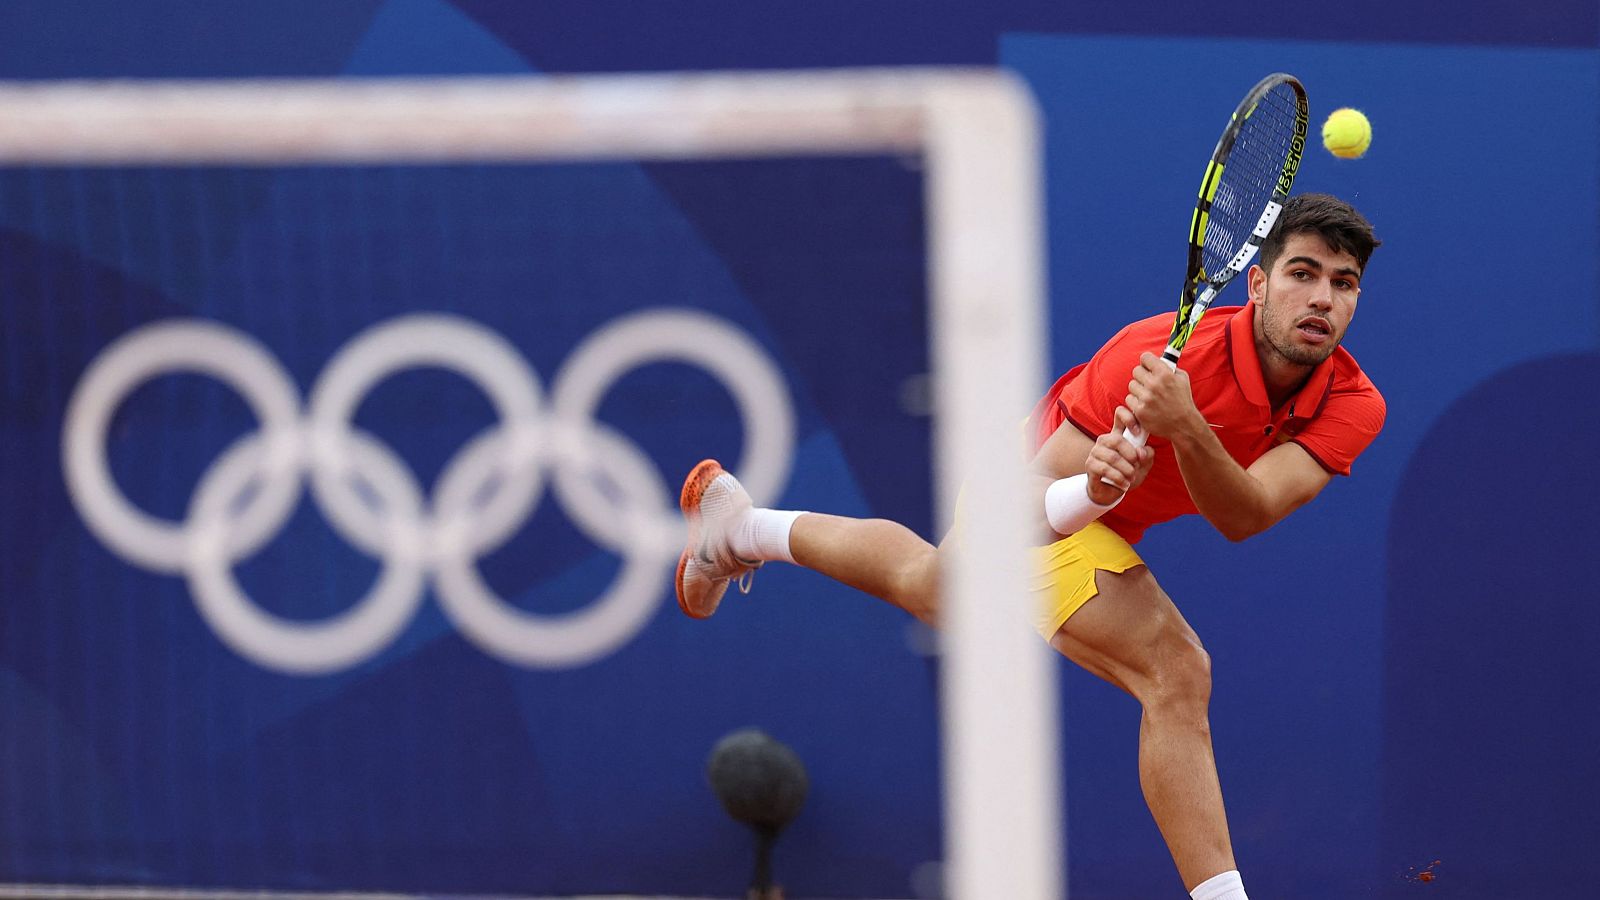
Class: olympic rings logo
61,310,793,674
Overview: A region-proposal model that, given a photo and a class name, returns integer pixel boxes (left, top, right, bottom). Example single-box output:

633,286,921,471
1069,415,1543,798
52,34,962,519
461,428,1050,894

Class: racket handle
1097,351,1174,485
1098,425,1148,487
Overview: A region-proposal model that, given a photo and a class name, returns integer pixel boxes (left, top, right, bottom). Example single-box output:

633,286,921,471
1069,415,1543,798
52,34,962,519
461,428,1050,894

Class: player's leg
1046,561,1239,894
788,513,940,623
676,458,941,623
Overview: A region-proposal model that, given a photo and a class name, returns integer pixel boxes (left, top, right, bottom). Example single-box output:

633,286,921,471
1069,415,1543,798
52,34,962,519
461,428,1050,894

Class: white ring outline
62,310,794,673
187,430,429,674
306,314,545,560
62,321,302,574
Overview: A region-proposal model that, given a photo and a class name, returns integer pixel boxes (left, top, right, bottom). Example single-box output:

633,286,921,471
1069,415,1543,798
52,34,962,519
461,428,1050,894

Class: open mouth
1296,318,1331,342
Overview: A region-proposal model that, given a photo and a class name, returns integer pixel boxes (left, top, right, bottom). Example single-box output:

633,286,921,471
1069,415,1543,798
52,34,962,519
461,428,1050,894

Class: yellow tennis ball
1322,107,1372,159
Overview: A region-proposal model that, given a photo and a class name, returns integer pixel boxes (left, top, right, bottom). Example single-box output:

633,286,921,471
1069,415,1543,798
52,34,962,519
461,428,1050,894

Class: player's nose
1307,280,1334,310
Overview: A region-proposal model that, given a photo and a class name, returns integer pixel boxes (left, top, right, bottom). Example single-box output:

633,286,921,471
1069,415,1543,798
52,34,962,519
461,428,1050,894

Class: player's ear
1246,264,1266,302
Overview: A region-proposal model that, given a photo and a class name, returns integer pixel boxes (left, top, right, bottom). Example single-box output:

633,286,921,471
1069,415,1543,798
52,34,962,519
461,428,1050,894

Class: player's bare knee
888,538,940,624
1138,632,1212,718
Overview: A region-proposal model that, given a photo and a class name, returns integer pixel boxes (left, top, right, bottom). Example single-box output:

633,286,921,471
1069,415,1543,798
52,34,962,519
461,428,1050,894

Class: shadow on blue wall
1381,352,1600,897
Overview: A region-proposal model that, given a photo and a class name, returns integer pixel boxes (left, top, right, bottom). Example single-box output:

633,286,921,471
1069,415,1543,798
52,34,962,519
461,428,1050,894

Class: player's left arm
1125,350,1336,541
1167,431,1331,542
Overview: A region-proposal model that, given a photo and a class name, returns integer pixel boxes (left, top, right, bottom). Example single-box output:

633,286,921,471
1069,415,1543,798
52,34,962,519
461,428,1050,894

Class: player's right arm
1026,405,1154,544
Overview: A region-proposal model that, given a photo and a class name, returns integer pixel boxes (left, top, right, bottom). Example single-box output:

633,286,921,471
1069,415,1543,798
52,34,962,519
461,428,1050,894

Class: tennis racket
1120,72,1309,452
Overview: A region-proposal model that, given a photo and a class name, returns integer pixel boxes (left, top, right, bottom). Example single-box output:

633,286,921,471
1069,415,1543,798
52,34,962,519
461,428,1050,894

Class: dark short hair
1258,193,1380,274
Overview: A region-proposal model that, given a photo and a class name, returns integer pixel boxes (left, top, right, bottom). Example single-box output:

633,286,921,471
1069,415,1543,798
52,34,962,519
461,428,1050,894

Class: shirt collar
1227,300,1337,418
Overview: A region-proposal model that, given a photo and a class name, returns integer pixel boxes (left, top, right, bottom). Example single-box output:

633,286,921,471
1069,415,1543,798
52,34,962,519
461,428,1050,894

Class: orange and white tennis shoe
675,459,761,619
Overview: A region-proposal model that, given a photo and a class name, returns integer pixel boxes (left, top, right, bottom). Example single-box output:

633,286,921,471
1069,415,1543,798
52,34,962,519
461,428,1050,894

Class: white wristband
1044,473,1121,536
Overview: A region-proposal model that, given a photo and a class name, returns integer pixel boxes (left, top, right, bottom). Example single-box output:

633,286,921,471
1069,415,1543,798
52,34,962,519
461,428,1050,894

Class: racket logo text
1276,114,1309,197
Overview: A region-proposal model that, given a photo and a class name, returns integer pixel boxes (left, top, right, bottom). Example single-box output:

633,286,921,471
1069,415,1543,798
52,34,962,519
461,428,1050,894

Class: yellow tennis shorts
1028,521,1145,640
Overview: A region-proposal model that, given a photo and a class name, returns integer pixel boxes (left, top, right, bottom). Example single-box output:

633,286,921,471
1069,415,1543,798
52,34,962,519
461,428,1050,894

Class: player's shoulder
1208,305,1249,326
1107,306,1238,348
1323,344,1387,425
1327,345,1383,401
1091,305,1243,377
1199,305,1247,342
1101,311,1173,349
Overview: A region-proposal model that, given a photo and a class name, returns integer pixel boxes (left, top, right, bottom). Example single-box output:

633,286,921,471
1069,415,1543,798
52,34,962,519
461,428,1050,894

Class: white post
925,76,1061,900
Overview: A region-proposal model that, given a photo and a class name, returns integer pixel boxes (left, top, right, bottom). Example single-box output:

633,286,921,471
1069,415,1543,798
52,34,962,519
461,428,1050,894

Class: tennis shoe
676,459,761,619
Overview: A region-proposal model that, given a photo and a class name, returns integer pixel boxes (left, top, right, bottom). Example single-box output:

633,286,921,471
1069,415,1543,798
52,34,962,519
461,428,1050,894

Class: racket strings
1201,82,1302,279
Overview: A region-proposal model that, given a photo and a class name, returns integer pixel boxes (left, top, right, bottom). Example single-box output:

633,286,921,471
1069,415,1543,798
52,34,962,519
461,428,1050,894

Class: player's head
1258,193,1380,276
1250,194,1378,368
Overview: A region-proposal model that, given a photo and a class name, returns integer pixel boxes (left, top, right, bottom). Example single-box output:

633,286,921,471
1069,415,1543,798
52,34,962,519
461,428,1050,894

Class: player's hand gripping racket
1118,73,1309,456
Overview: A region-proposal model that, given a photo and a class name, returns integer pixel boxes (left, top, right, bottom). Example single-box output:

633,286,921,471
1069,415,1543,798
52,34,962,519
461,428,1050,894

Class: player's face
1250,231,1362,368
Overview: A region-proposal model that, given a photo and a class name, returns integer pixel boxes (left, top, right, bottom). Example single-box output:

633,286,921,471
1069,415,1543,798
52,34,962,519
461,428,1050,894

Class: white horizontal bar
0,70,1013,164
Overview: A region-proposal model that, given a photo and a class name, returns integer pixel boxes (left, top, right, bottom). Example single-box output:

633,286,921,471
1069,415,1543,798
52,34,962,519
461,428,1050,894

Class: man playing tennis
675,192,1382,900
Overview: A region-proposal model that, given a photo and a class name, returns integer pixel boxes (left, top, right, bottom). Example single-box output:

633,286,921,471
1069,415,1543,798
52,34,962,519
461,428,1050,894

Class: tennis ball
1322,107,1371,159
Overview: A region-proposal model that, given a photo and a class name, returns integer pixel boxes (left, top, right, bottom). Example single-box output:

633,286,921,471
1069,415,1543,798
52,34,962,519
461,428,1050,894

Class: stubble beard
1261,288,1340,367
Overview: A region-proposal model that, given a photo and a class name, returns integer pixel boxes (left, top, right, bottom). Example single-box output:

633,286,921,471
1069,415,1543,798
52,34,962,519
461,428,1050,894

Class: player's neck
1250,306,1315,409
1257,348,1314,411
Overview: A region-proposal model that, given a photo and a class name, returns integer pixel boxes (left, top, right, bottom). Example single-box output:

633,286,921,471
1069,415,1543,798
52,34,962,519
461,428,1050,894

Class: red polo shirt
1027,302,1385,545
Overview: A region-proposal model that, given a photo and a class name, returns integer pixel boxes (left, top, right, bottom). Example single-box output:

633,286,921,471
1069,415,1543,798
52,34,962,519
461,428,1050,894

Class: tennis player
676,193,1382,900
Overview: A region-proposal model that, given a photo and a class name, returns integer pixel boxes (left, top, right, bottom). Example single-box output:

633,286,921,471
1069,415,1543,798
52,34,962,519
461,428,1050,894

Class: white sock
730,508,805,564
1190,870,1248,900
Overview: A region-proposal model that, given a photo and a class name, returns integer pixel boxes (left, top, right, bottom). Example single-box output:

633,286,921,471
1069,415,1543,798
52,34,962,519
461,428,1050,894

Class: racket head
1167,73,1309,357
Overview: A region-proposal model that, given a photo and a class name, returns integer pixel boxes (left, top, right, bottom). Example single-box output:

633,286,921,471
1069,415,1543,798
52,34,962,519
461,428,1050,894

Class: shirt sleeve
1290,383,1386,476
1057,322,1149,440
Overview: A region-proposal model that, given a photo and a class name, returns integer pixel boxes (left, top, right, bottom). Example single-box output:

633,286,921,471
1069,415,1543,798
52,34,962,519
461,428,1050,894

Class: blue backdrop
0,2,1596,899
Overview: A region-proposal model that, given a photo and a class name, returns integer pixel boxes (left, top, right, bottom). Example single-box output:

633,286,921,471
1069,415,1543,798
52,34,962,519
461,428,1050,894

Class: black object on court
707,728,809,899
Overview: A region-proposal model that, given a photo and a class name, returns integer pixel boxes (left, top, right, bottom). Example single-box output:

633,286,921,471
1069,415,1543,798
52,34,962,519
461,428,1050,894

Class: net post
923,75,1062,900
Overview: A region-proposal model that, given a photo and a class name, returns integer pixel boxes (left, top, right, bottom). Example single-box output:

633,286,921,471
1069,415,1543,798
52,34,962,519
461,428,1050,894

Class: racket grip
1096,351,1170,485
1097,425,1148,487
